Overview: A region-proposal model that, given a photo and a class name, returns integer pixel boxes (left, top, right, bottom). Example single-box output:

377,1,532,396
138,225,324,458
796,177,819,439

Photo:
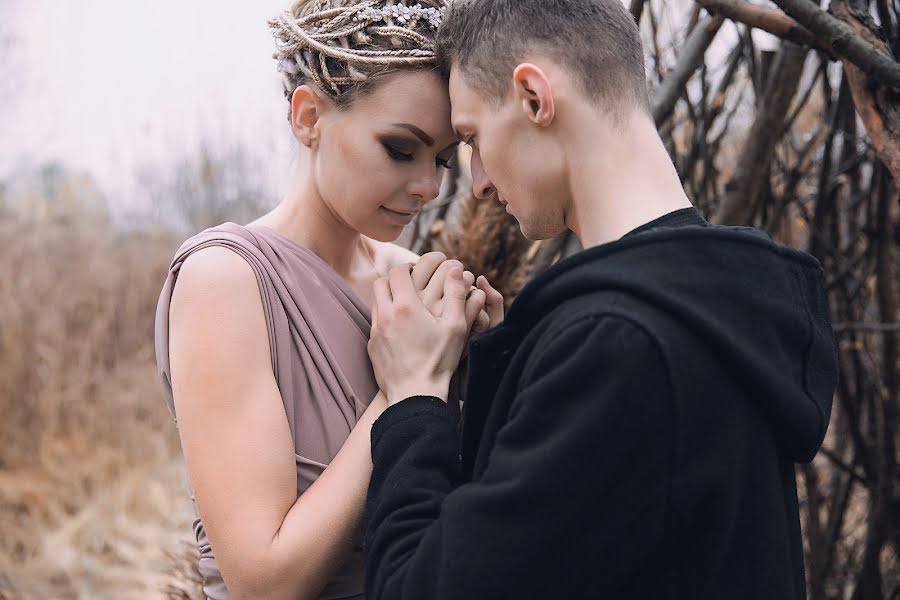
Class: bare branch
695,0,835,56
713,42,809,225
629,0,647,24
772,0,900,88
830,0,900,182
651,15,725,125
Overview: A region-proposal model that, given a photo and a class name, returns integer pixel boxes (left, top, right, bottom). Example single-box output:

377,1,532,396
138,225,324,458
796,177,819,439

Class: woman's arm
168,246,386,600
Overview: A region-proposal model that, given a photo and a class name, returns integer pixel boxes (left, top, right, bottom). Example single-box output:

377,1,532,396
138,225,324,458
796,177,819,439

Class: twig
772,0,900,88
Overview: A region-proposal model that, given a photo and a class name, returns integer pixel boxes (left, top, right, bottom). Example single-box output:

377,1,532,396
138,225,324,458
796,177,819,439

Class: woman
154,1,503,598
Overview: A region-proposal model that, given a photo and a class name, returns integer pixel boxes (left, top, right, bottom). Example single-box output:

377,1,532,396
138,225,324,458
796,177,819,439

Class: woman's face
305,70,459,242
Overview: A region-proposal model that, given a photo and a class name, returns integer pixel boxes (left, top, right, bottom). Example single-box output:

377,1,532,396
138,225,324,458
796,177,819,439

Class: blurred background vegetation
1,1,897,598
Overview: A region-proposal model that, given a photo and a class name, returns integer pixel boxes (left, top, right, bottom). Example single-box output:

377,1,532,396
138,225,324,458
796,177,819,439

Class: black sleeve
364,316,674,600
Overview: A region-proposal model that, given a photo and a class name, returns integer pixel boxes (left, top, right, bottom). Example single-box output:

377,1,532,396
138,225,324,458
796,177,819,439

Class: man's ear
512,63,555,127
290,85,326,148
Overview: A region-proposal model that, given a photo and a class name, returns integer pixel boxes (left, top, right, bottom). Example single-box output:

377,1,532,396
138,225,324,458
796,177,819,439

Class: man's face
448,66,569,241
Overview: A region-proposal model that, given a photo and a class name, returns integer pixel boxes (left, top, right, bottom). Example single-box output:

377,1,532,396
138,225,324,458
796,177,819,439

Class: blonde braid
269,0,448,107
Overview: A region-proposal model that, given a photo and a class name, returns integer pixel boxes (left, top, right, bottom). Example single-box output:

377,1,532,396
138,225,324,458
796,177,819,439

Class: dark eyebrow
392,123,434,146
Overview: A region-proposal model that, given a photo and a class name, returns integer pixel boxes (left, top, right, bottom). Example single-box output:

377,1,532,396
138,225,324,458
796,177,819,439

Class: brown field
0,214,203,599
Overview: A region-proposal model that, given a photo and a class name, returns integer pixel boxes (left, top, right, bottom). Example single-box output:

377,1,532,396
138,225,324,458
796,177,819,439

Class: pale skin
369,56,694,404
168,70,500,600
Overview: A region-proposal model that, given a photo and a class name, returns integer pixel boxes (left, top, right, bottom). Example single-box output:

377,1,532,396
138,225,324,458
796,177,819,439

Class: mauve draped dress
155,222,378,599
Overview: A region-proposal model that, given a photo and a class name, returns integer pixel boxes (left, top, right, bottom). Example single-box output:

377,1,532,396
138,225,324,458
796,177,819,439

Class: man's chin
518,220,567,242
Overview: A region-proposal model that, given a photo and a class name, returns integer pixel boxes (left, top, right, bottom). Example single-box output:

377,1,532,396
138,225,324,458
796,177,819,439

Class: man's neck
564,109,693,249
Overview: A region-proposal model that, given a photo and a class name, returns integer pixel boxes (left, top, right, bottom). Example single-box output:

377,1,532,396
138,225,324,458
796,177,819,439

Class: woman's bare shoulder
172,246,258,315
168,246,270,370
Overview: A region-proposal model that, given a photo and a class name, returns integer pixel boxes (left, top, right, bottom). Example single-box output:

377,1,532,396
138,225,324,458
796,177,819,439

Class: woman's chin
361,225,404,244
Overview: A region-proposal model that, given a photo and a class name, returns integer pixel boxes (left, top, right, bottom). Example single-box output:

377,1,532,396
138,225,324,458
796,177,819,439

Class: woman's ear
291,85,325,148
512,63,555,127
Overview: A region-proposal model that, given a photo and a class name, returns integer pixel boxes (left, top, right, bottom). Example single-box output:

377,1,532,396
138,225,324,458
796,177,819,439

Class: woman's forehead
354,72,455,137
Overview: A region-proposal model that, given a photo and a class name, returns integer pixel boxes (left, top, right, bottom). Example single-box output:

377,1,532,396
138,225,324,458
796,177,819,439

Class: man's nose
471,151,496,200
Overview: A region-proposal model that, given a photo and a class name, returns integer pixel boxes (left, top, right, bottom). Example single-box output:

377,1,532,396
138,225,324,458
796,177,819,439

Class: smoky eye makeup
379,134,457,170
379,136,416,162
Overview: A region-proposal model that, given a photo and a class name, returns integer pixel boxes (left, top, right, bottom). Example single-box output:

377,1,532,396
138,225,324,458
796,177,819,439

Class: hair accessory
270,1,446,103
353,3,445,29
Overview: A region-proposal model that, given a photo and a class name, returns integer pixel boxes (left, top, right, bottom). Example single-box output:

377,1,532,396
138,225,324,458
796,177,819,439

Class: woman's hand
409,252,494,333
368,265,484,405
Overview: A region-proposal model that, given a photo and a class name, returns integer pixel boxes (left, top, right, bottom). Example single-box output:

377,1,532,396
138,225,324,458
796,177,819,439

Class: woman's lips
381,206,418,223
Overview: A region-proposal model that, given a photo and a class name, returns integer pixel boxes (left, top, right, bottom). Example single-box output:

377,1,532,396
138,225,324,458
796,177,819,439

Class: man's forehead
448,68,479,132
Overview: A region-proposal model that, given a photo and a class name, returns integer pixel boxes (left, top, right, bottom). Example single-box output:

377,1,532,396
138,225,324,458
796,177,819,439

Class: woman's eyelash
383,143,414,162
384,141,453,170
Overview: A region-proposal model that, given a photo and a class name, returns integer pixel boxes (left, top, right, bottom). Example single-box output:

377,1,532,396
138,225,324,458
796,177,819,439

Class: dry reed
0,213,203,599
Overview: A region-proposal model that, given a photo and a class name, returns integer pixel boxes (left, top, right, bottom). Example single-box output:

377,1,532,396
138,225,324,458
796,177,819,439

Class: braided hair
270,0,449,117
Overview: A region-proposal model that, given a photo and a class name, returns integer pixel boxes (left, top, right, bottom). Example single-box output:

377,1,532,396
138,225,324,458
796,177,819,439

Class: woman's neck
252,167,373,280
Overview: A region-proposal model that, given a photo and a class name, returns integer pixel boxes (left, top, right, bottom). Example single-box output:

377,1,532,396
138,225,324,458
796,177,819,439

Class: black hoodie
364,208,838,600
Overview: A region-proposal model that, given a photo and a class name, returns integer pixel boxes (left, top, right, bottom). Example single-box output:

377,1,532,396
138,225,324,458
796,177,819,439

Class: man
363,1,838,598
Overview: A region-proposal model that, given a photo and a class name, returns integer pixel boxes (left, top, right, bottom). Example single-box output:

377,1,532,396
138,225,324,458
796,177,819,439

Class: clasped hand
367,252,504,406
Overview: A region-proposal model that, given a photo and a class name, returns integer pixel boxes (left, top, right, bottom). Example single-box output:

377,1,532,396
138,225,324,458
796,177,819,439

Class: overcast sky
1,0,295,204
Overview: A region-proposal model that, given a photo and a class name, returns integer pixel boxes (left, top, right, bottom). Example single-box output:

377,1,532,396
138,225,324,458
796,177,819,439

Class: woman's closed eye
382,140,455,170
382,141,415,162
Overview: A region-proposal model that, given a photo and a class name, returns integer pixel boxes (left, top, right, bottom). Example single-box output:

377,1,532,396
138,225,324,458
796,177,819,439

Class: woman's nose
408,170,443,201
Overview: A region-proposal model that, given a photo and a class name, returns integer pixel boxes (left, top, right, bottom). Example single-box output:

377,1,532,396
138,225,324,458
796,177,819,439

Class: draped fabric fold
155,222,376,600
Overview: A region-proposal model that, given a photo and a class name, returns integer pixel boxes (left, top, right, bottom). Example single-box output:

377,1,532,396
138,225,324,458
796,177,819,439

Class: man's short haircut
435,0,651,117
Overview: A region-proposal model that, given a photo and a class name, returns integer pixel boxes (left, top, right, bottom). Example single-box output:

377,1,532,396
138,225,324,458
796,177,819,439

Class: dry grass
437,192,532,309
0,213,203,599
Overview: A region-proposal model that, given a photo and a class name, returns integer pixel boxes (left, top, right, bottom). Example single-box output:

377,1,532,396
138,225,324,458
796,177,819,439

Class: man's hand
368,265,486,406
472,275,504,334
